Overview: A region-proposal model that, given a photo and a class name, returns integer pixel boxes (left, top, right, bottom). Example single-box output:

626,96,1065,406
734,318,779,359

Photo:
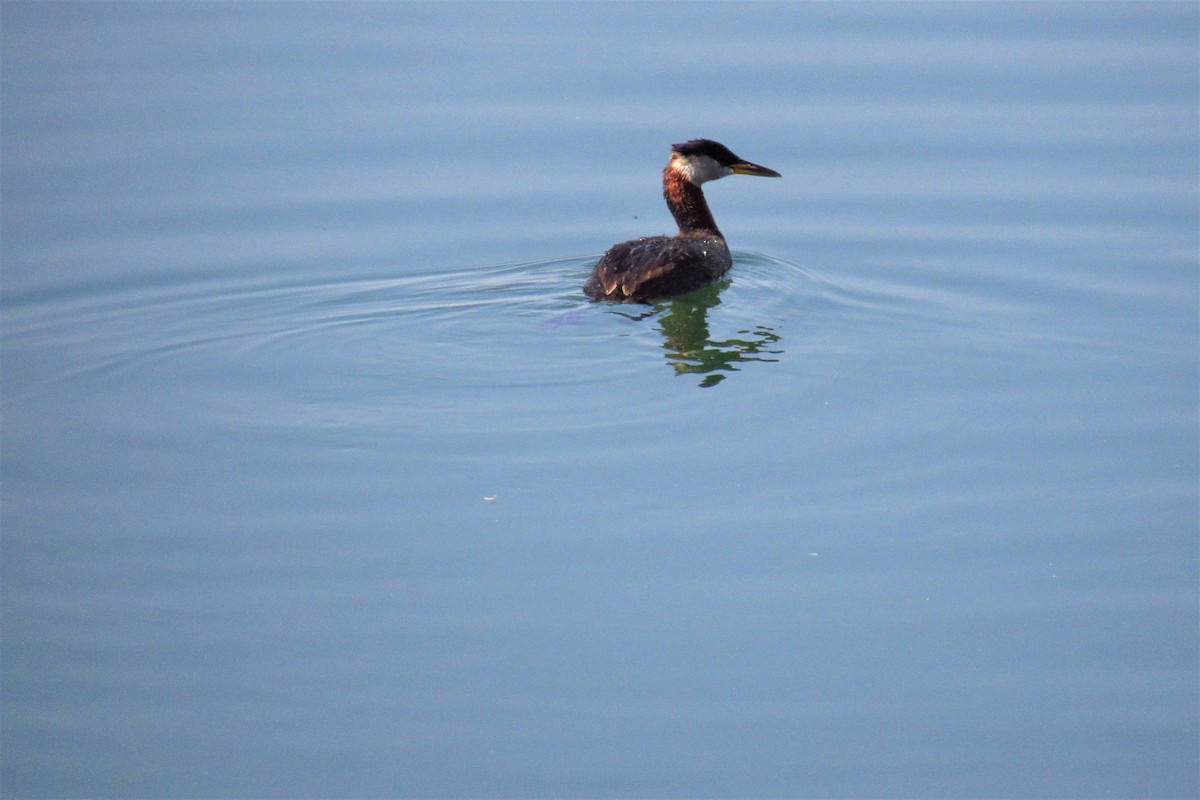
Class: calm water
2,3,1197,798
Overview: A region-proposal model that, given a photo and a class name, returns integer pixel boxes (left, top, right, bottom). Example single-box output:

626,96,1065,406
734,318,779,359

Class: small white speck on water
483,495,498,502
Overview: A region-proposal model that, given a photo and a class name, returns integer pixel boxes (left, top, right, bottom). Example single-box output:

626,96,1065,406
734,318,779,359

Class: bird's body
584,139,780,302
587,233,731,300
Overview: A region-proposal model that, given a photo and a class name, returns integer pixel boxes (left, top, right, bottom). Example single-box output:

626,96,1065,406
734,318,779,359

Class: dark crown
671,139,742,166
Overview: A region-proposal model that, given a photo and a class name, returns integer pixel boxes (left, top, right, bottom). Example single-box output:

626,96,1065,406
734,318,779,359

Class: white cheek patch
682,155,733,186
670,154,695,184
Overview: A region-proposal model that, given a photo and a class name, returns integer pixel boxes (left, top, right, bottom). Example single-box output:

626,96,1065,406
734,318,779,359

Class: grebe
584,139,780,302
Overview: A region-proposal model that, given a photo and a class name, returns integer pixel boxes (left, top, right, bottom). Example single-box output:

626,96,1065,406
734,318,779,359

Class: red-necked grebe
584,139,780,302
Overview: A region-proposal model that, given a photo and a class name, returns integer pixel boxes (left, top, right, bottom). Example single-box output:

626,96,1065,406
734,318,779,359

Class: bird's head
668,139,781,185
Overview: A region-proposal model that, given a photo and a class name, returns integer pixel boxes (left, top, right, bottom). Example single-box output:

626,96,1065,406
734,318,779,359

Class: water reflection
623,282,783,387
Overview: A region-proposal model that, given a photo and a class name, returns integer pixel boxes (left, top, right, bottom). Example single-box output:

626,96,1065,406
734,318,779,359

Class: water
2,3,1197,798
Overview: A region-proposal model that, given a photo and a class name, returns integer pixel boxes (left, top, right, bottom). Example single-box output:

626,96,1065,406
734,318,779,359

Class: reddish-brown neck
663,166,723,238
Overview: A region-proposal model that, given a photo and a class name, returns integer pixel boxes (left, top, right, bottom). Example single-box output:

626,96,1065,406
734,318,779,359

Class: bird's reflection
617,281,783,387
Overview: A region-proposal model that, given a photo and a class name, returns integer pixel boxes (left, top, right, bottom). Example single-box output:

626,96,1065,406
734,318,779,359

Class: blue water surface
2,3,1197,798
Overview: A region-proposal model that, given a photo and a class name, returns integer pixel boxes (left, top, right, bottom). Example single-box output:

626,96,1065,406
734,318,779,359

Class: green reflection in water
620,282,783,388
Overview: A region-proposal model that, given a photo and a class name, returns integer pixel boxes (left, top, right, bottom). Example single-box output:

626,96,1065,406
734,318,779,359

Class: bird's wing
591,236,698,299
